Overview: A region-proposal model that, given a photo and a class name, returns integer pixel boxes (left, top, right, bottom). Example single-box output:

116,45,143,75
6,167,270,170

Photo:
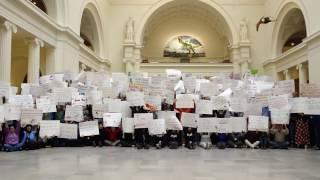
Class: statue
80,63,87,72
125,17,135,42
240,18,249,42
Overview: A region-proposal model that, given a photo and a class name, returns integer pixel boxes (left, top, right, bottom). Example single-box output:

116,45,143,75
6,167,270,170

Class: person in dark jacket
184,127,196,149
23,124,40,150
93,122,106,147
227,132,246,148
167,130,180,149
245,131,261,149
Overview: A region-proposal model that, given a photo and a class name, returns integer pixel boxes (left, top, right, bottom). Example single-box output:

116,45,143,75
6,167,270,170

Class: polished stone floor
0,147,320,180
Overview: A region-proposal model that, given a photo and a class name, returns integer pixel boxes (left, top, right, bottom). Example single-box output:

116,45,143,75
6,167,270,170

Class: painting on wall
163,35,205,58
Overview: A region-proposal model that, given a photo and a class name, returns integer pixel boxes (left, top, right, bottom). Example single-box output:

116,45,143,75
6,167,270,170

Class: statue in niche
125,17,135,42
240,18,249,42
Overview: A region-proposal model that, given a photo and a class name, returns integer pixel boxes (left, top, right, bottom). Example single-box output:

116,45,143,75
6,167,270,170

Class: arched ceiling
280,8,306,42
143,0,232,45
80,9,98,52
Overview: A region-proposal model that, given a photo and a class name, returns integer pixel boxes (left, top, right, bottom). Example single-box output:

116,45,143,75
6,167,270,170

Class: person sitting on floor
227,132,246,148
270,124,289,149
3,122,26,152
245,131,261,149
216,133,228,149
93,122,106,147
167,130,180,149
105,127,122,146
23,124,40,150
184,127,196,150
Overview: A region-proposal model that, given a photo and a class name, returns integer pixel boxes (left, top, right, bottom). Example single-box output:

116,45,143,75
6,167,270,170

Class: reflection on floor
0,147,319,180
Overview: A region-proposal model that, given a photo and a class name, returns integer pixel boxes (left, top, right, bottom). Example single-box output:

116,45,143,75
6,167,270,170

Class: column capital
296,64,303,70
283,69,289,75
25,38,44,47
1,20,17,33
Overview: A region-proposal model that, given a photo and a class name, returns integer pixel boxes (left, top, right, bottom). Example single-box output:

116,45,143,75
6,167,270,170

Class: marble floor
0,147,320,180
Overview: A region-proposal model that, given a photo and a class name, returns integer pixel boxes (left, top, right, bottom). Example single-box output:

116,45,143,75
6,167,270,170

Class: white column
26,38,44,84
134,46,142,72
283,69,291,80
230,48,241,76
0,21,17,83
125,61,133,74
297,64,307,84
241,60,249,77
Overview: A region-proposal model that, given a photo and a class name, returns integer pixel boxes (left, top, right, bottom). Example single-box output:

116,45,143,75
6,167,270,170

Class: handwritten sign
197,118,217,133
183,76,196,93
270,109,290,124
134,113,153,129
176,94,194,108
53,88,76,103
200,83,217,97
103,113,122,127
144,95,162,111
102,87,119,99
21,108,43,126
231,117,247,132
300,83,320,97
305,98,320,115
248,116,269,132
268,94,289,110
126,91,145,106
289,97,308,113
211,96,228,110
4,104,22,121
36,97,56,113
79,120,99,137
148,119,166,135
196,100,213,115
181,112,198,128
72,94,87,106
122,117,134,133
229,97,246,112
92,104,108,118
87,90,103,105
9,95,34,108
165,116,183,130
64,105,83,122
214,118,232,133
59,123,78,139
39,120,60,138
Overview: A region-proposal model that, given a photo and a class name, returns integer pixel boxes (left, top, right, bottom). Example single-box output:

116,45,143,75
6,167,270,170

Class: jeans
270,141,289,149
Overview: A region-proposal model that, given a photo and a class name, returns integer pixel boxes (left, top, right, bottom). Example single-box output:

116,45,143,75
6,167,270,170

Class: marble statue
240,18,249,42
125,17,135,42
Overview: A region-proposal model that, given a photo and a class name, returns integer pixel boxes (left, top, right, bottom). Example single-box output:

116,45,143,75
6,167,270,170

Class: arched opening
139,0,234,64
278,9,307,54
80,8,100,54
29,0,47,14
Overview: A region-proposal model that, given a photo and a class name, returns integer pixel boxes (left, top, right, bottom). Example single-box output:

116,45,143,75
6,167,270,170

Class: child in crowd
105,127,122,146
23,124,39,150
3,121,26,152
270,124,289,149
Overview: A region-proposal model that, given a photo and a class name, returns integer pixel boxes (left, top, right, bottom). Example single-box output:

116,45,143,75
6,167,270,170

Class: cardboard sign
126,91,145,106
211,96,229,110
92,104,108,118
4,104,21,121
268,95,289,110
196,100,213,115
181,112,198,128
79,120,99,137
64,105,83,122
122,118,134,133
231,117,247,132
103,113,122,127
148,119,166,135
165,116,183,130
200,83,217,97
197,118,217,133
248,116,269,132
21,108,43,126
134,113,153,129
270,109,290,124
59,123,78,139
39,120,60,138
300,83,320,97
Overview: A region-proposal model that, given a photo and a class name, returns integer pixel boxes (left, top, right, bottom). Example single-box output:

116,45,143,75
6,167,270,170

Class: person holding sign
104,127,122,146
23,125,40,150
93,122,107,147
270,125,289,149
3,122,27,152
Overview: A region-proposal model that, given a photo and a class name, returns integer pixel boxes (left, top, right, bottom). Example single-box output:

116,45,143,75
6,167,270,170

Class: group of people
1,95,320,152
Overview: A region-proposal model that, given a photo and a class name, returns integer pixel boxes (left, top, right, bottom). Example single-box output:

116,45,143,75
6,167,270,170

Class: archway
271,1,308,57
136,0,237,64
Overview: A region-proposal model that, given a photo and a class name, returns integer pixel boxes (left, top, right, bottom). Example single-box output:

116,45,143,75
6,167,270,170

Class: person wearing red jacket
104,127,122,146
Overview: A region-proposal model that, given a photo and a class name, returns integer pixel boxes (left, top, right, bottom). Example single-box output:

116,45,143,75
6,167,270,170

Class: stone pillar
241,60,249,77
26,38,44,84
283,69,291,80
134,46,142,72
123,43,135,74
125,61,133,73
297,64,307,84
230,47,241,76
0,20,17,83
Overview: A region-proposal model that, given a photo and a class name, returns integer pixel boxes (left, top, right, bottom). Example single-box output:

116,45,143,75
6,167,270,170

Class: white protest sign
4,104,21,121
64,105,83,122
214,118,232,133
9,95,34,108
126,91,145,106
92,104,108,118
87,90,103,105
36,97,56,113
72,94,87,106
300,83,320,97
181,112,198,128
197,118,217,133
0,84,11,99
79,120,99,137
106,99,122,113
120,101,132,118
274,80,295,95
165,116,183,130
0,105,4,123
196,100,213,115
53,88,76,103
200,83,217,97
86,72,111,88
166,77,180,91
268,94,289,110
59,123,78,139
183,76,196,93
164,90,175,105
271,109,290,124
211,96,229,110
148,119,166,135
157,111,176,120
176,94,194,108
289,97,308,113
134,113,153,129
21,108,43,126
103,113,122,127
231,117,247,132
305,98,320,115
244,101,263,116
102,87,119,99
39,120,60,138
144,95,162,111
248,116,269,132
229,97,246,112
122,118,134,133
148,84,164,97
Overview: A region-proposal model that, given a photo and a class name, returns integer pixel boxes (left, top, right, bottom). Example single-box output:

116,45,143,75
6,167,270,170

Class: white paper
271,109,290,124
9,95,34,108
165,116,183,130
300,83,320,97
126,91,145,106
72,94,87,106
164,90,175,105
64,105,84,122
106,99,122,113
289,97,308,113
36,97,57,113
21,108,43,126
200,83,217,97
0,84,11,99
122,118,134,133
176,94,194,108
102,87,119,99
87,90,103,105
305,98,320,115
0,105,4,123
53,88,77,103
268,94,289,110
59,123,78,139
181,112,198,128
79,120,99,137
4,104,22,121
144,95,162,111
197,118,217,133
91,104,107,118
211,96,229,110
103,113,122,127
196,100,213,115
148,119,166,135
157,111,176,120
134,113,153,129
39,120,60,138
183,76,196,93
229,97,246,112
214,118,232,133
231,117,247,132
248,116,269,132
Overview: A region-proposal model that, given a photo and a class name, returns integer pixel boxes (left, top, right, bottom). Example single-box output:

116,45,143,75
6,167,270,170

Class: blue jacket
25,131,37,143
